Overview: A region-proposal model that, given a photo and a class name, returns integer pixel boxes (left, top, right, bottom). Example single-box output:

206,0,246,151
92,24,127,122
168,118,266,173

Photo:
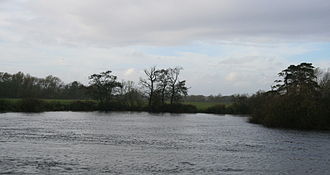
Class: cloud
124,68,135,76
225,72,238,81
1,0,330,95
1,40,329,95
1,0,330,46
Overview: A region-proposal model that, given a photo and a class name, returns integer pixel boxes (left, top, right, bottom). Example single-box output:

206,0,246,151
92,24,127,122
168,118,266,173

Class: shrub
44,101,69,111
204,104,227,114
18,98,45,112
0,99,14,112
70,100,98,111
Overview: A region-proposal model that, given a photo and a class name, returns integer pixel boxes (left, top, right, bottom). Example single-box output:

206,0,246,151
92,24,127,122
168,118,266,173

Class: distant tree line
2,62,330,130
0,66,195,113
202,94,250,114
184,95,236,104
0,72,89,99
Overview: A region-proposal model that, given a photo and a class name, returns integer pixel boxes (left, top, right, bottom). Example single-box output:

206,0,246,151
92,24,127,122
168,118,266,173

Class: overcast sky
1,0,330,95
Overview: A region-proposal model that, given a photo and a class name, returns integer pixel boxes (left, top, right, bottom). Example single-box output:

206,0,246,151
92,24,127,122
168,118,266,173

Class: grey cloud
1,0,330,46
1,0,330,95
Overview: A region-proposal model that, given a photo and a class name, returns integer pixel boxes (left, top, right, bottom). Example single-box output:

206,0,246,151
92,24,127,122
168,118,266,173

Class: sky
1,0,330,95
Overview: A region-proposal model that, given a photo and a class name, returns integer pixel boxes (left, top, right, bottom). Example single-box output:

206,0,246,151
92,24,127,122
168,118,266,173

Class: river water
0,112,329,174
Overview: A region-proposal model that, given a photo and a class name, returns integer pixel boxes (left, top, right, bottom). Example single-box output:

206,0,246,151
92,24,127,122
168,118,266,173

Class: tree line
0,69,233,104
1,62,330,130
0,66,195,112
0,72,88,99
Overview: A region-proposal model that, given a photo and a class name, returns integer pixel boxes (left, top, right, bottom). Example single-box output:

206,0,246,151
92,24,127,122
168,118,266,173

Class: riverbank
0,98,198,113
0,98,248,114
3,98,328,131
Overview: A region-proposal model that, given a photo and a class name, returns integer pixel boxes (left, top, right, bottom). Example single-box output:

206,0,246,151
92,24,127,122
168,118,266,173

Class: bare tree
156,68,170,104
120,80,144,107
168,67,183,104
140,66,158,106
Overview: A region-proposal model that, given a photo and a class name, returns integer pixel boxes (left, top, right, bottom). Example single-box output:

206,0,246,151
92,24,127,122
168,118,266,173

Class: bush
70,100,98,111
249,92,330,130
44,101,69,111
204,104,227,114
18,98,45,112
97,101,127,111
0,99,14,112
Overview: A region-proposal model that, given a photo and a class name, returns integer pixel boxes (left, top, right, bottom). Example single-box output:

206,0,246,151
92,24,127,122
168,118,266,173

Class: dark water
0,112,329,174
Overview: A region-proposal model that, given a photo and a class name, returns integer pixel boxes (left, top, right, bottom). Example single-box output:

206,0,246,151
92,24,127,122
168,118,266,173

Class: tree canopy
88,70,122,104
273,63,319,96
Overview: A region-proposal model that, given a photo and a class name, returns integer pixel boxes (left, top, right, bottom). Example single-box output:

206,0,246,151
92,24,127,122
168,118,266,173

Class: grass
184,102,227,110
1,98,95,104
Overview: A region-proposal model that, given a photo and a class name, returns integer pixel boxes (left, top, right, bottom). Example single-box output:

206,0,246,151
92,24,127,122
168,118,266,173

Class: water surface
0,112,329,174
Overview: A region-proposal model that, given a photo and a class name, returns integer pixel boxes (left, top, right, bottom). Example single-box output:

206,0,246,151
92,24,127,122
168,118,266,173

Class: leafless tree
140,66,158,106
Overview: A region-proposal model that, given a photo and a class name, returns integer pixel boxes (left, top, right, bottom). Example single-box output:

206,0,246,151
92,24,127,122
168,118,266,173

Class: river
0,112,329,174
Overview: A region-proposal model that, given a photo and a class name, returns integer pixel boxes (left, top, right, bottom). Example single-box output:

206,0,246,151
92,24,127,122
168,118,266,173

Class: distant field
184,102,225,110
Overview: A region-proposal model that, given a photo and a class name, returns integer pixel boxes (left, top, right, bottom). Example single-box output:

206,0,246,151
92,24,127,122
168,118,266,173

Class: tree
119,80,144,108
11,72,25,98
320,69,330,89
140,66,158,106
273,63,319,96
88,70,122,104
156,68,170,104
0,72,12,98
167,67,188,104
21,74,40,98
249,63,329,129
39,75,63,98
319,69,330,99
171,80,188,103
63,81,88,99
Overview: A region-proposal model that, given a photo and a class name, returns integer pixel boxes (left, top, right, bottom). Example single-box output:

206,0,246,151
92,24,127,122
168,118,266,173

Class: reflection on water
0,112,329,174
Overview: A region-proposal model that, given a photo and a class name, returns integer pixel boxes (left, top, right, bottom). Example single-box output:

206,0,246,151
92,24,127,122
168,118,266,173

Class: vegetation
88,70,122,104
1,62,330,130
0,66,193,113
0,98,97,112
0,72,88,99
249,63,330,130
139,67,189,111
184,102,223,110
184,94,234,104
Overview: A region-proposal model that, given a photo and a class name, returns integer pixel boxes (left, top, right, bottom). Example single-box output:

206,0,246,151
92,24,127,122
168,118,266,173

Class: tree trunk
161,85,166,104
149,83,154,106
170,85,175,104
